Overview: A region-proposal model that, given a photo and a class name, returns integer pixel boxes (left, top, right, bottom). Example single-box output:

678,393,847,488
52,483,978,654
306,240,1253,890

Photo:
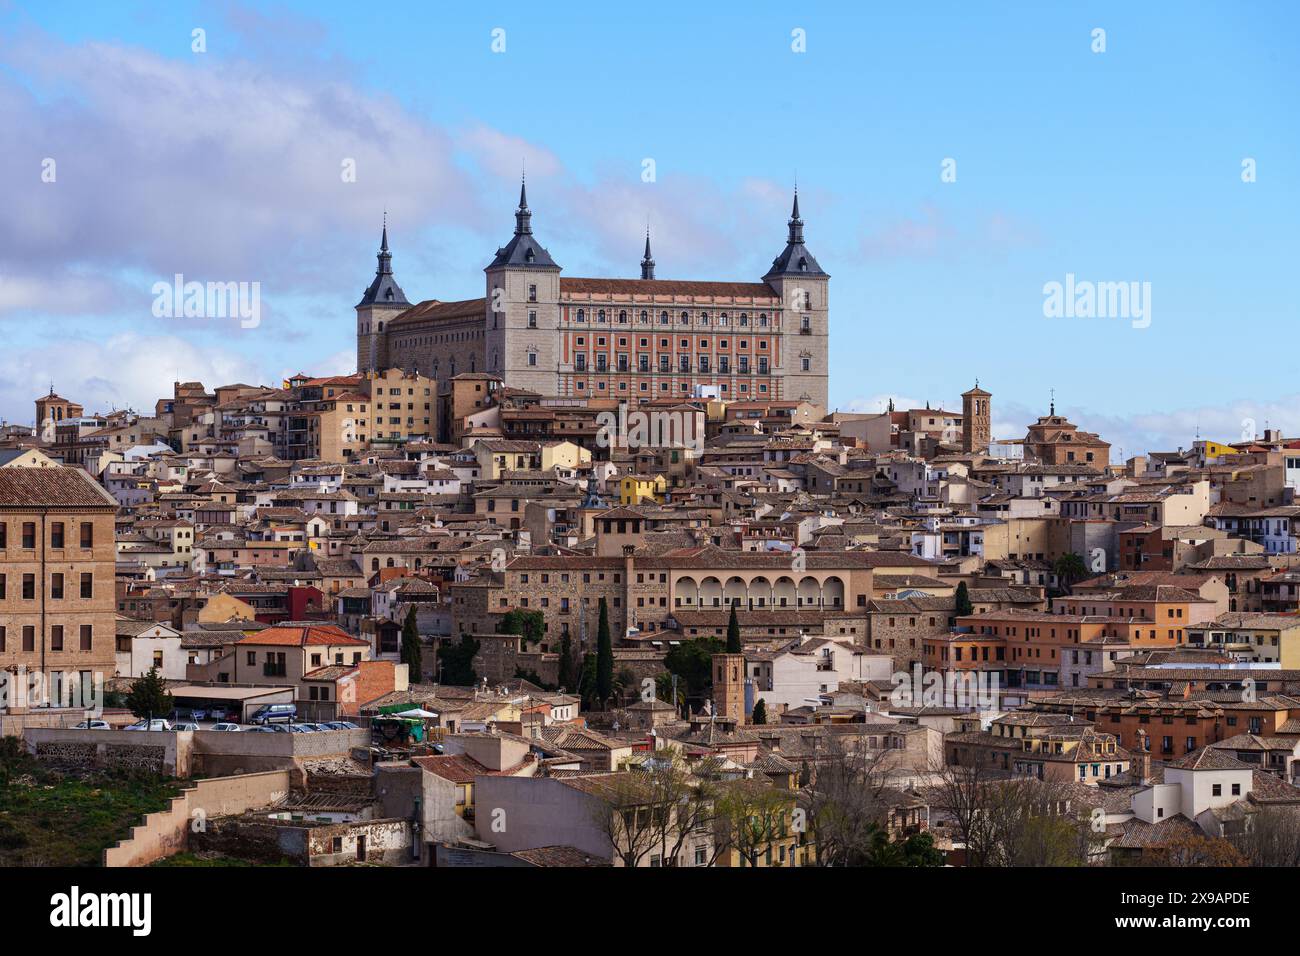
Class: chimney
1131,751,1151,786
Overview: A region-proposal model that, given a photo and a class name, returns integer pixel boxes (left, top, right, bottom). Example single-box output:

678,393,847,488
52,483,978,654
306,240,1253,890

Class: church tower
962,383,992,454
763,188,829,409
484,179,563,394
355,218,411,373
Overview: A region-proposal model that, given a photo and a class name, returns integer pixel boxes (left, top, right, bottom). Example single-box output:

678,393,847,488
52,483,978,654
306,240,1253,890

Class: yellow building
618,472,667,505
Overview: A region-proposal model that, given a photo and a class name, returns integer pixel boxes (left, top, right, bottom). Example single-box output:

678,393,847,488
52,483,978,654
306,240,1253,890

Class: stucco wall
103,770,292,867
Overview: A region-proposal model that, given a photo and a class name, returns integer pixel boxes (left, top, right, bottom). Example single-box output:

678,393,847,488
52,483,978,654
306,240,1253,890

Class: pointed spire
786,185,804,245
640,225,655,280
376,215,393,276
515,170,533,236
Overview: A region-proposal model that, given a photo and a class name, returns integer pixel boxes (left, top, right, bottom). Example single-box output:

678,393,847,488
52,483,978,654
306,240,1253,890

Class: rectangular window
80,625,92,651
51,573,63,599
22,522,35,549
51,625,64,651
80,522,94,548
81,573,93,599
51,522,65,549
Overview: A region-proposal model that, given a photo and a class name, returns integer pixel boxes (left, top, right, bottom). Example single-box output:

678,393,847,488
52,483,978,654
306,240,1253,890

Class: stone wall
24,728,191,777
191,815,414,866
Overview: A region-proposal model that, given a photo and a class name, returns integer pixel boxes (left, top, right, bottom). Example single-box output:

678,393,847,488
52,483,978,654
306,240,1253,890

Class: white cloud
0,333,265,426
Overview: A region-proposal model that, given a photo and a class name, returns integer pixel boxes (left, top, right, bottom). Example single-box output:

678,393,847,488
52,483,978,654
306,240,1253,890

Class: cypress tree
726,603,742,653
401,605,423,680
596,597,614,705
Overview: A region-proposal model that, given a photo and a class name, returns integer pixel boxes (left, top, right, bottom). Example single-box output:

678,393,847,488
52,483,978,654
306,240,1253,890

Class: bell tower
962,382,992,454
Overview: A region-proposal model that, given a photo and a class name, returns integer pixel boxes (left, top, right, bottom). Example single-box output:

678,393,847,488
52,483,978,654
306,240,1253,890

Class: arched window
598,310,606,322
680,311,689,324
577,309,585,322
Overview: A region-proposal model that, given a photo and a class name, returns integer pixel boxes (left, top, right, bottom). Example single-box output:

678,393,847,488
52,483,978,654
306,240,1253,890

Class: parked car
124,719,172,732
285,724,311,733
208,722,240,732
323,721,359,730
244,726,277,733
299,723,328,732
72,719,110,730
172,722,200,732
208,707,230,722
249,703,297,725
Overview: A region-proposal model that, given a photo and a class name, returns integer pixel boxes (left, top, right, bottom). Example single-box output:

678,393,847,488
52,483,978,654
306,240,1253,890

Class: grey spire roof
486,179,561,271
357,216,411,308
763,188,828,280
640,228,655,280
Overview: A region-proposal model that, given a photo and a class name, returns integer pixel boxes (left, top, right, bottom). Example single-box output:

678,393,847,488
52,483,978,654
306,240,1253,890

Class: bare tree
928,757,1098,867
800,732,900,866
712,778,795,867
1232,806,1300,867
586,773,664,867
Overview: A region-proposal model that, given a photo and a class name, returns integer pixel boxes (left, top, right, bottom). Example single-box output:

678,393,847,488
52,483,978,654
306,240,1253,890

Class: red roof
236,623,368,647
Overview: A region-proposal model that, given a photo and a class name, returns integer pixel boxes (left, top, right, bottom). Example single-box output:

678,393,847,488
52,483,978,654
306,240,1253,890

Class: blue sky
0,0,1296,458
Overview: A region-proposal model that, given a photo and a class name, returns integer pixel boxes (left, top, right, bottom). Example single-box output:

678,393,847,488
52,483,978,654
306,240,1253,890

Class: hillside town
5,361,1300,869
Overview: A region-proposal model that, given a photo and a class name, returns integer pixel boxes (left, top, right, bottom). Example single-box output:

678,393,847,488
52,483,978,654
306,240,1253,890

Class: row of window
571,380,777,395
0,520,95,550
0,572,94,600
571,309,776,326
575,355,771,373
0,624,94,652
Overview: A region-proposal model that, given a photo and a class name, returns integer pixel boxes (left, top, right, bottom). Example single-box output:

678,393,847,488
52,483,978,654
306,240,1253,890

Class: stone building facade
357,185,830,408
0,467,119,708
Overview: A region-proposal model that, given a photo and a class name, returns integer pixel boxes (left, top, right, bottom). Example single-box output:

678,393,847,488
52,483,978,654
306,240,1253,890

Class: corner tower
763,189,829,409
356,218,411,373
484,179,563,394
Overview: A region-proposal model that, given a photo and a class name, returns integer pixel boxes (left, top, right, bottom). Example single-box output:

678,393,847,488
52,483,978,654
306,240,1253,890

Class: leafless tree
800,732,900,866
1232,806,1300,867
928,757,1098,866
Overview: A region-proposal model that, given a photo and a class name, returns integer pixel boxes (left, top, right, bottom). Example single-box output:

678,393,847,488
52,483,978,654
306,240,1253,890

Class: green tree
557,632,577,691
125,666,173,720
726,603,742,653
596,597,614,706
1053,552,1089,590
578,652,599,707
751,697,768,725
954,580,973,616
437,633,480,686
500,608,545,644
400,606,423,681
663,638,725,699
